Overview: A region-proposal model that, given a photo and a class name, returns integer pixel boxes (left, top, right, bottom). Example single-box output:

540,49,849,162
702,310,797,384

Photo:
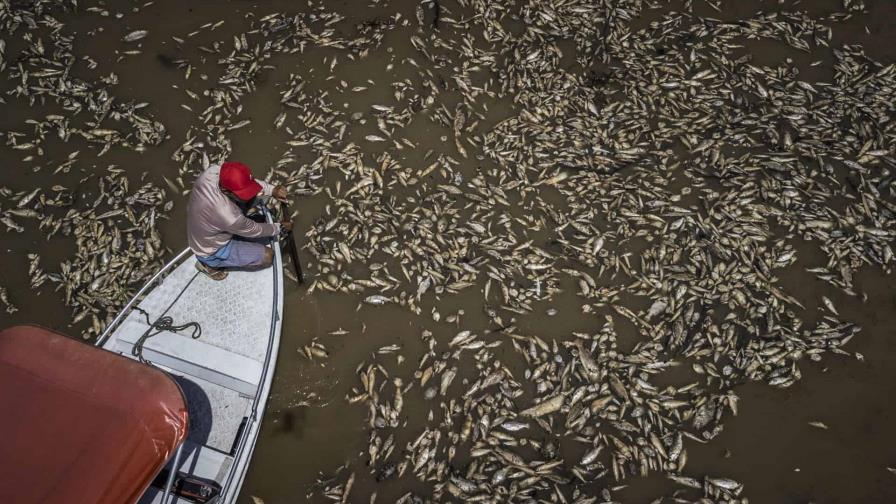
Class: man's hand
273,185,288,202
280,219,293,233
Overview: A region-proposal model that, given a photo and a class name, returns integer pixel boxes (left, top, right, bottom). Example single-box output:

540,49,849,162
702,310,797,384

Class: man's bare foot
196,261,228,280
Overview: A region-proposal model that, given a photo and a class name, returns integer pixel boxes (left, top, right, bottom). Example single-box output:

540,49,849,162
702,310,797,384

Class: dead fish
123,30,148,42
646,299,668,319
500,421,528,432
821,296,838,316
520,395,564,418
364,295,391,306
579,446,601,465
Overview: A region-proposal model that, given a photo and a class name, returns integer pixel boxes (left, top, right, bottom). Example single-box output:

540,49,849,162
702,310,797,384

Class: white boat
96,209,284,503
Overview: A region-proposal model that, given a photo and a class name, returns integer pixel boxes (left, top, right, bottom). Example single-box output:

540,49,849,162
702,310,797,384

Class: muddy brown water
1,0,895,502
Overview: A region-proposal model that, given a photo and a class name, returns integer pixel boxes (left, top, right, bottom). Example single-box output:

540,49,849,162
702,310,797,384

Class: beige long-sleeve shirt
186,164,280,257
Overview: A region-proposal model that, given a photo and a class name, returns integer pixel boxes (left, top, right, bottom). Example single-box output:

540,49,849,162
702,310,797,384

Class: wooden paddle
279,198,304,284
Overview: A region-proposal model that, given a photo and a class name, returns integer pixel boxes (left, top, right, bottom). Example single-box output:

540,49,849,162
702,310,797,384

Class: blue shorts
197,238,268,269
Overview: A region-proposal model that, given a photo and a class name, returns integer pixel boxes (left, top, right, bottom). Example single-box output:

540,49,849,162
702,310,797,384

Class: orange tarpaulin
0,325,188,504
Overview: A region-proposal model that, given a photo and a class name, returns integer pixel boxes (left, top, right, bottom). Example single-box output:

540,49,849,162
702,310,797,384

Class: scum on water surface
0,0,895,502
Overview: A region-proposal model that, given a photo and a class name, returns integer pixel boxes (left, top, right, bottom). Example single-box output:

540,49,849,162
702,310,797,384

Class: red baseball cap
219,161,263,201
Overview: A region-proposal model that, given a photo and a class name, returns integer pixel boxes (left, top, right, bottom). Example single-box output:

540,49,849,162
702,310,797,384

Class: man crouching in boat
187,161,291,280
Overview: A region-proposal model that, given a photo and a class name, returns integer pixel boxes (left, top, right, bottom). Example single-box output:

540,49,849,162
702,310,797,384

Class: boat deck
103,253,279,502
172,374,250,453
123,257,273,361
